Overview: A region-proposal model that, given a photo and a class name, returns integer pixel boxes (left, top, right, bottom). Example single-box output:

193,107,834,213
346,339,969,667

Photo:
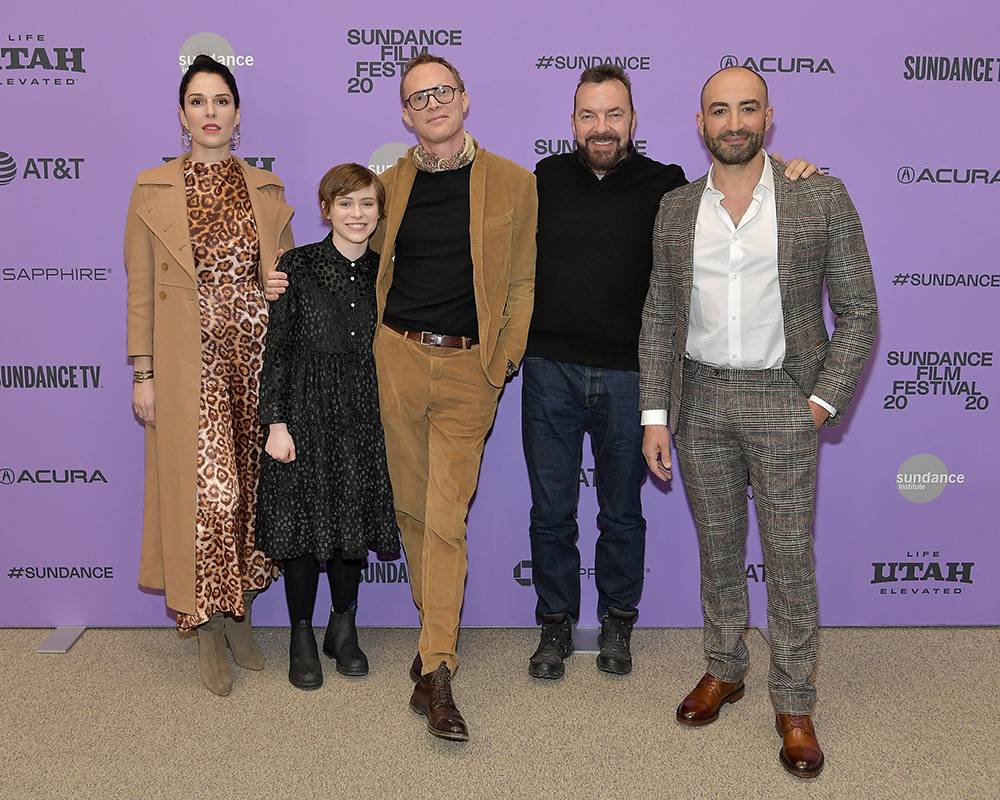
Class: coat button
159,291,167,300
160,263,168,271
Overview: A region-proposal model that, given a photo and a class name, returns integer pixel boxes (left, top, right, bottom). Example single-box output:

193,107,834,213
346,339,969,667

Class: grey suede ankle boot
223,590,265,670
197,614,233,696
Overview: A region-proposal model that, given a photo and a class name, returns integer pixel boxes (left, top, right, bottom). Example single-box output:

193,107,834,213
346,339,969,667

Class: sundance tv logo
161,156,276,170
1,33,85,87
720,54,834,74
903,55,1000,83
898,165,1000,185
0,151,84,185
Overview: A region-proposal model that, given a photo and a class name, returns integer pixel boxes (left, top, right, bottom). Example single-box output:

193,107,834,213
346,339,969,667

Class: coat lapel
468,148,488,329
239,158,293,277
772,160,797,339
135,157,196,283
376,154,417,319
675,176,705,329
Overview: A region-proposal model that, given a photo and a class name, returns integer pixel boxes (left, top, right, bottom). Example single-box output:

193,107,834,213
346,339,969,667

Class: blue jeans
521,357,647,622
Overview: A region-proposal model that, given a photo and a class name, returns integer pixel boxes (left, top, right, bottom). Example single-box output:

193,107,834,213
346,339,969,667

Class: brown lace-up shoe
775,714,825,778
676,672,745,726
409,652,422,682
409,663,469,742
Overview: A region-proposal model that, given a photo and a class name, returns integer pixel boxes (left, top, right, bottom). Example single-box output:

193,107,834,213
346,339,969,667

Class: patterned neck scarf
411,131,478,173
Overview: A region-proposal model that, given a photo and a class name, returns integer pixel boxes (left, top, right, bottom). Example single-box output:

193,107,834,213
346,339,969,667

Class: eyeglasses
404,84,459,111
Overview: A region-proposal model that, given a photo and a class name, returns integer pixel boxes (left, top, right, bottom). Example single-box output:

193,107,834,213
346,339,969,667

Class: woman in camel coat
124,55,293,695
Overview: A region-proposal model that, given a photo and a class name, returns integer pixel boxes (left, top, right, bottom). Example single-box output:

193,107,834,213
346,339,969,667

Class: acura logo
897,166,915,184
720,54,739,69
0,468,14,485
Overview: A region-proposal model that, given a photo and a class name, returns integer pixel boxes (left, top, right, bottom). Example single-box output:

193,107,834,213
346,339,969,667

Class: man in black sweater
524,65,686,680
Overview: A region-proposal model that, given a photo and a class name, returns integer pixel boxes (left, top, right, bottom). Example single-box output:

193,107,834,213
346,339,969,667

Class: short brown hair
318,163,385,222
575,64,634,113
399,53,465,103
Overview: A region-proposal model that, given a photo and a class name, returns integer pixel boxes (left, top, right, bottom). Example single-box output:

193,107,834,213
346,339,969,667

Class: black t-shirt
384,163,478,338
528,149,687,371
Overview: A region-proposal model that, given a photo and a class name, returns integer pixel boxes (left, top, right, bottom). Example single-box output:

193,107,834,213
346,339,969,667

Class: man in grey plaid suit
639,67,877,779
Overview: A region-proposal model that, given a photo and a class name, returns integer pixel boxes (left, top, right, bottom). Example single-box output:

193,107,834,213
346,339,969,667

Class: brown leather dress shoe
676,672,745,726
775,714,825,778
409,663,469,742
409,652,421,682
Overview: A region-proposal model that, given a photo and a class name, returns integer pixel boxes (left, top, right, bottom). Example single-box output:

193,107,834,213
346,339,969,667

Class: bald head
700,66,768,112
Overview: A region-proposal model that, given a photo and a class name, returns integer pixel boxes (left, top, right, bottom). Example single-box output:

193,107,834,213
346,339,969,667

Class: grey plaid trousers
675,359,820,714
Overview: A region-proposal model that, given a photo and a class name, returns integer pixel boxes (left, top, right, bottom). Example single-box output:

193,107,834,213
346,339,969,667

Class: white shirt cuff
808,395,837,416
641,409,668,426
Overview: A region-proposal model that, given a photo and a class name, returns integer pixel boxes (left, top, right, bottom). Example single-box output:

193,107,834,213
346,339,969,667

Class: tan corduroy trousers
375,324,501,675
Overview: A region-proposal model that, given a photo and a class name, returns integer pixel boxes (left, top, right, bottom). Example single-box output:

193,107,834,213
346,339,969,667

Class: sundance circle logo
896,453,965,503
0,153,17,186
368,142,410,176
178,33,254,75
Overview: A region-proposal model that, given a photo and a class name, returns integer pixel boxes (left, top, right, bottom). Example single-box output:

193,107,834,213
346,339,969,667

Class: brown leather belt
382,319,477,350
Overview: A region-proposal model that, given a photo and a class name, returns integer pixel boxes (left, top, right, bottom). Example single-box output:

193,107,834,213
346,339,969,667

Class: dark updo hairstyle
178,54,240,108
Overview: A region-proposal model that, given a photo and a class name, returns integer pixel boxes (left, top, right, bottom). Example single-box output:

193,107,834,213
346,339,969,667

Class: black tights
282,553,364,624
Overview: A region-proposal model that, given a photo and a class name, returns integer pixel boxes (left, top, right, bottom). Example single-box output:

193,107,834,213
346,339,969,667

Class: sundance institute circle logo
179,33,236,75
720,54,739,69
0,153,17,186
897,166,915,184
368,142,410,176
896,453,964,503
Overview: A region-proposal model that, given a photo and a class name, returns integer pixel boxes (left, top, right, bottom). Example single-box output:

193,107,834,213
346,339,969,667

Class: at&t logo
0,151,84,185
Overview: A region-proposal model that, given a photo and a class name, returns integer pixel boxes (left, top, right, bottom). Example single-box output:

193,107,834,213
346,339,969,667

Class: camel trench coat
124,155,294,615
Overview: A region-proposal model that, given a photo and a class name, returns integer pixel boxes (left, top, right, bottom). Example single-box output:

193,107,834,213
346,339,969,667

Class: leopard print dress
175,157,273,631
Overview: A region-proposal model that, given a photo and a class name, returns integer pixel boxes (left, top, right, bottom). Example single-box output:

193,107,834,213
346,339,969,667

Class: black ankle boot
322,603,369,676
288,620,323,690
597,607,637,676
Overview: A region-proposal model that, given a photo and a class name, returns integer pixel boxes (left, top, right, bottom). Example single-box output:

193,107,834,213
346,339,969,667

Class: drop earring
230,123,241,151
181,126,192,151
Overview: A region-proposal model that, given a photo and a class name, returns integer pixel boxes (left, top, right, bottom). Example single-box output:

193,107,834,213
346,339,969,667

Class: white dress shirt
641,152,835,426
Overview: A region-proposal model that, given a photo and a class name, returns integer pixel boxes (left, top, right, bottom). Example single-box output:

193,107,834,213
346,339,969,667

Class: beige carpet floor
2,626,998,800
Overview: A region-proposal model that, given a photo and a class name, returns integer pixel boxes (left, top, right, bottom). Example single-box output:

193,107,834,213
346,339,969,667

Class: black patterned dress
256,236,400,562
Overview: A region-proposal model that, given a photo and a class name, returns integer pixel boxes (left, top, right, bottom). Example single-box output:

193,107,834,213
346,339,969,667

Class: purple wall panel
1,0,996,627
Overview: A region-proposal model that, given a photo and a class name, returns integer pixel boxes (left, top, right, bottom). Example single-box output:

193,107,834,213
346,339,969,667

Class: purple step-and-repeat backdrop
1,1,997,628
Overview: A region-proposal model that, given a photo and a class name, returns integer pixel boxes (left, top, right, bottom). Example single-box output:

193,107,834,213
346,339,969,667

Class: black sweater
527,149,687,371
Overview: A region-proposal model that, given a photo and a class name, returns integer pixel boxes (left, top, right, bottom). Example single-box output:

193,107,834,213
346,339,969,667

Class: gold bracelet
133,370,154,383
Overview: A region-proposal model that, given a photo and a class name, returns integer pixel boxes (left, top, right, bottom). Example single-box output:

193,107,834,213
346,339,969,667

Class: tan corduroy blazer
124,155,294,615
371,145,537,388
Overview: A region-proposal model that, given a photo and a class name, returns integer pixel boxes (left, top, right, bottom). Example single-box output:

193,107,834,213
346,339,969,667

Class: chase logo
0,153,16,186
513,560,533,587
898,166,915,184
0,468,14,485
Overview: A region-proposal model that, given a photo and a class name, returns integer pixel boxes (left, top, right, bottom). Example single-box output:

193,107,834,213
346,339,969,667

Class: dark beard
577,133,629,172
703,128,764,165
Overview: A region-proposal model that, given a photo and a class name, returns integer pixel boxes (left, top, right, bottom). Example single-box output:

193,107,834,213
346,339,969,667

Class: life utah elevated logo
1,33,86,87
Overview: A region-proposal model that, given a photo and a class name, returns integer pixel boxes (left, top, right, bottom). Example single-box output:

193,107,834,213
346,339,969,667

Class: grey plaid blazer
639,160,878,431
